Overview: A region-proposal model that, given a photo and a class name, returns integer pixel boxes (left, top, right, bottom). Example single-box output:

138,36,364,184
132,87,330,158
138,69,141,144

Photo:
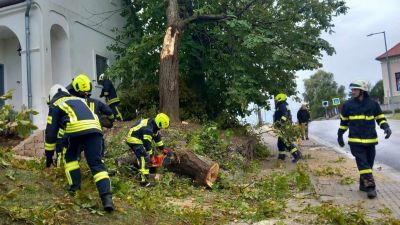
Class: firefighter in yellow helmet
66,74,92,98
338,80,391,199
45,84,114,212
273,93,302,163
126,113,171,187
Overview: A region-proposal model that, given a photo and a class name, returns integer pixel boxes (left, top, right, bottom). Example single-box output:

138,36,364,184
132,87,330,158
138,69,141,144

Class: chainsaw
150,148,173,168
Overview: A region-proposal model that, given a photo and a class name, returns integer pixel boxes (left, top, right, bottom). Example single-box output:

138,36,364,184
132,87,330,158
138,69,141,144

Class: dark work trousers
128,144,151,182
350,144,376,174
277,137,298,156
64,133,111,197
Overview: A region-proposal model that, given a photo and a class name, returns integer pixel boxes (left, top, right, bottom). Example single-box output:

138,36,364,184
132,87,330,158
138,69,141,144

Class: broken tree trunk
115,149,219,188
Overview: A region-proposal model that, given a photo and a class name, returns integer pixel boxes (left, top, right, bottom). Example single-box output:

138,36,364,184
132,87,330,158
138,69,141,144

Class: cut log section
172,150,219,188
115,149,219,188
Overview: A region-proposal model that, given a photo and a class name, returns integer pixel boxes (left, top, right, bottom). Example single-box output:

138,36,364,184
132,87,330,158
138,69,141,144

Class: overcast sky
297,0,400,94
245,0,400,124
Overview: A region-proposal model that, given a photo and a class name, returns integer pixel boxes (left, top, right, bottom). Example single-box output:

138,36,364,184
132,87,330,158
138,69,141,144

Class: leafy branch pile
0,90,38,138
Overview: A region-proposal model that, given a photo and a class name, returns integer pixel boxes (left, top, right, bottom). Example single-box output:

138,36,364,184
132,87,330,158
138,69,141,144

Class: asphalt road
309,119,400,171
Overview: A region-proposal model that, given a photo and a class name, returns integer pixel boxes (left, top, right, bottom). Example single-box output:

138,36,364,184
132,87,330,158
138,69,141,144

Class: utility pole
367,31,393,111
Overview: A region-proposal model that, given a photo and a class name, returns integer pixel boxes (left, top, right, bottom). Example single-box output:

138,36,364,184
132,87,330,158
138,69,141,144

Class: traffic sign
332,98,340,106
322,101,329,107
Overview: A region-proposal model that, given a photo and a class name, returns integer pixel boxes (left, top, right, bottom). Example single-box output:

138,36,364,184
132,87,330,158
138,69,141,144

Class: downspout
25,0,32,110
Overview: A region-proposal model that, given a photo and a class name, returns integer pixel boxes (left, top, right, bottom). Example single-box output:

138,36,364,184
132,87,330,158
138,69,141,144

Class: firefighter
126,113,171,187
54,74,94,166
337,80,391,199
66,74,114,155
297,104,311,140
99,74,123,121
273,93,302,163
44,84,114,212
66,73,92,98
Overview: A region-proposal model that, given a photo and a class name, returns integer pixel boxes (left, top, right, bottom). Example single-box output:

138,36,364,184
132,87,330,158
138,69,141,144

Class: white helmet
99,73,105,81
349,80,368,92
48,84,69,102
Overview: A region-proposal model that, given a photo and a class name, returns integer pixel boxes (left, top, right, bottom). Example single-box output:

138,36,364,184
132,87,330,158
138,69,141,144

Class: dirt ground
0,135,23,149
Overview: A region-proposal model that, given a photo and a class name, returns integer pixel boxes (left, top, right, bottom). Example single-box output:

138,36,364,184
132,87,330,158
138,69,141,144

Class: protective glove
162,148,173,157
337,134,345,147
383,126,392,139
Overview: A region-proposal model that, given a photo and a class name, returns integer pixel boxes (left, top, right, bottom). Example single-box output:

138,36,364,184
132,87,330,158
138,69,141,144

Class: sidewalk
260,128,400,219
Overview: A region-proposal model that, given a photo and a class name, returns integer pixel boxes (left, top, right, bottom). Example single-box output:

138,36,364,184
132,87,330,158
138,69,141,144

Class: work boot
66,184,80,195
140,180,154,187
359,177,368,192
107,169,117,176
278,154,286,161
361,174,377,199
367,188,377,199
101,194,114,212
292,151,302,163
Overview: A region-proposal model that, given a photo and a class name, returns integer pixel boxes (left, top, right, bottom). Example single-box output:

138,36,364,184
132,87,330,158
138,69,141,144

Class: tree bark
115,150,219,188
172,150,219,188
159,0,181,122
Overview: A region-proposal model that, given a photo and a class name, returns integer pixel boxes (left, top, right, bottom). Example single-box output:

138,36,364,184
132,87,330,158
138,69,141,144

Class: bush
0,90,38,138
394,108,400,113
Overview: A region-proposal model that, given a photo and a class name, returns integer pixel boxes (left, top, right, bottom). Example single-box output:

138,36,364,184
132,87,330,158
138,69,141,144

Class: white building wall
1,0,126,128
2,37,22,109
380,56,400,103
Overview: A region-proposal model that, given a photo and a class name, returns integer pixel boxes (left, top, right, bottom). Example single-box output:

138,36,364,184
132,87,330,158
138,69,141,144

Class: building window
96,55,108,81
396,72,400,92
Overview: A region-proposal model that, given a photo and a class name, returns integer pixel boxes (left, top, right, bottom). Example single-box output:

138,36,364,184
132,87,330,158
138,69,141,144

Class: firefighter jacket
297,109,310,123
45,92,102,157
86,97,114,128
274,101,292,123
100,79,120,105
338,95,389,146
126,118,164,153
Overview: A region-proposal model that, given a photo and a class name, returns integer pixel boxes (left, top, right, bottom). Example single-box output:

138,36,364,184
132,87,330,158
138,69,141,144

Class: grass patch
338,176,356,185
314,166,342,177
304,202,370,224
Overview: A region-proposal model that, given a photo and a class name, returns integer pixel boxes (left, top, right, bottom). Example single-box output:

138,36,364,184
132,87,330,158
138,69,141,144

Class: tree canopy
108,0,347,123
370,80,384,104
303,70,346,119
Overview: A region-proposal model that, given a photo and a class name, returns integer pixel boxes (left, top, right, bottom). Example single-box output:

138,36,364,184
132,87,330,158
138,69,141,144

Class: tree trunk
115,150,219,188
159,0,181,122
172,150,219,188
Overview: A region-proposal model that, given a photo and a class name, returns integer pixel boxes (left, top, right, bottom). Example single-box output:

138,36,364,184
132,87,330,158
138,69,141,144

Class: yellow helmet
155,113,170,129
72,74,92,92
274,93,287,102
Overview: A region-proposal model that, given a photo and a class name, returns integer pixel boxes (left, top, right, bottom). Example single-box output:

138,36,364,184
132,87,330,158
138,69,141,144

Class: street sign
322,101,329,107
332,98,340,106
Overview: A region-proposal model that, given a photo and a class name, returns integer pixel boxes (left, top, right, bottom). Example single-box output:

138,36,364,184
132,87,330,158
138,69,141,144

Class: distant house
0,0,126,128
375,42,400,104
